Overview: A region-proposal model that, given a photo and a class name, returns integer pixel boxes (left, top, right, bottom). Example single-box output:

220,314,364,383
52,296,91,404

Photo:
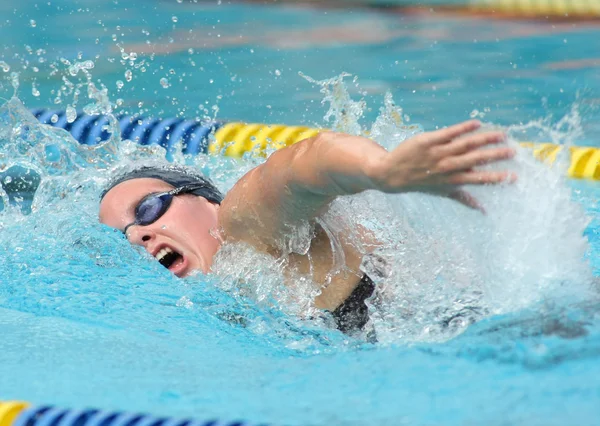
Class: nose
126,225,156,248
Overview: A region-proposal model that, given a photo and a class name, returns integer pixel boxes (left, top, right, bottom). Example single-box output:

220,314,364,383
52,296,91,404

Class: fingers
439,131,506,157
439,146,515,173
421,120,481,146
448,190,486,213
447,170,518,185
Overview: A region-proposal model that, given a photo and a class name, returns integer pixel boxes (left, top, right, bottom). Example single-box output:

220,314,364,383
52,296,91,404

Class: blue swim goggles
123,183,215,235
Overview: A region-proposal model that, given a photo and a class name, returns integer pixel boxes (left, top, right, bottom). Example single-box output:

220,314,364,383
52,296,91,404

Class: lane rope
468,0,600,18
0,402,30,426
1,401,270,426
28,109,600,181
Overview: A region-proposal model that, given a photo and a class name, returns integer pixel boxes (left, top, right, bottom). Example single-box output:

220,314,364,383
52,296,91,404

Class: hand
370,120,516,212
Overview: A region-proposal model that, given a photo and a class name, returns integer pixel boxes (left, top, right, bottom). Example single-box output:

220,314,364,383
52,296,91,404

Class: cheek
172,205,220,252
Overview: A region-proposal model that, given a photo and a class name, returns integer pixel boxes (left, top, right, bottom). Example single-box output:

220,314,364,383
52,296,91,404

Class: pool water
2,1,600,425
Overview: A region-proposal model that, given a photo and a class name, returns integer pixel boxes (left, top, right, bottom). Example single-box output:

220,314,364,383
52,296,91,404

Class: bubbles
116,80,124,90
274,69,281,77
29,20,36,28
159,78,170,88
124,70,132,82
171,16,178,23
0,61,11,72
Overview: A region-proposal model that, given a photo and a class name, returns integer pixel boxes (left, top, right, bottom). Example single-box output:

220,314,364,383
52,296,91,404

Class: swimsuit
331,274,375,334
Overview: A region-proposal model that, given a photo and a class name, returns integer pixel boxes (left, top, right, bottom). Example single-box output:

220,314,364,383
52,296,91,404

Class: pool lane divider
0,401,270,426
0,402,29,426
469,0,600,18
29,109,600,181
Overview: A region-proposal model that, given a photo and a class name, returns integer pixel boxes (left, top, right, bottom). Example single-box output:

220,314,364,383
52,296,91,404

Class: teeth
155,247,173,262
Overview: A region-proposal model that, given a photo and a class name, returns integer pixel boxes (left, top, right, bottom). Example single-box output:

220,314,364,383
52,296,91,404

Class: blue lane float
3,402,270,426
30,109,221,156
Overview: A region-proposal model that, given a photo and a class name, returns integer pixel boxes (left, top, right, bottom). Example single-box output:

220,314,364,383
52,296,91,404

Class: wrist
364,151,393,192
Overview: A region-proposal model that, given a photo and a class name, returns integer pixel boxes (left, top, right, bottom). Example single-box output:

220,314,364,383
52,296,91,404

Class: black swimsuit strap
331,274,375,334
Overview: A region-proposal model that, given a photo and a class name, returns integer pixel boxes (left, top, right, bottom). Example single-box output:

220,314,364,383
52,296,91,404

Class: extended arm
220,120,515,247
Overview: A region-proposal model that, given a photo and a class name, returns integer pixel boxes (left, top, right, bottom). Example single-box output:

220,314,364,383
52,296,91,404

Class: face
99,178,222,277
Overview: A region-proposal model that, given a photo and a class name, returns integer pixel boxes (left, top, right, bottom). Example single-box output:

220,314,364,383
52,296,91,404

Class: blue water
2,0,600,142
2,1,600,425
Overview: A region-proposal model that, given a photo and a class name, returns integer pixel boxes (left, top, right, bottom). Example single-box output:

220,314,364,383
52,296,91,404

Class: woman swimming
99,120,515,334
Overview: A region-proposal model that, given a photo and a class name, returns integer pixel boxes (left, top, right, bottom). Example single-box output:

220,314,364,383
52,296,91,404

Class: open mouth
155,246,183,270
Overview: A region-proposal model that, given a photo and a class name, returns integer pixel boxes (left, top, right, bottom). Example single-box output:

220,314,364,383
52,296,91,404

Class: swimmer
99,120,515,334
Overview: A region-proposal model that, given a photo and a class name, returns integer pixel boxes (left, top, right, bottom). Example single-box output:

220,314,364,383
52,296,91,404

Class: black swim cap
101,164,224,204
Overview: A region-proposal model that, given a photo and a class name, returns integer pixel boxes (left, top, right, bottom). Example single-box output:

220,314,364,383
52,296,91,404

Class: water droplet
172,16,178,23
160,77,170,88
63,106,76,124
176,296,193,309
470,109,479,118
4,176,12,184
209,79,214,84
274,69,281,76
50,114,59,123
0,61,10,72
125,69,132,82
10,72,19,90
116,80,124,89
31,84,40,97
30,20,36,27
